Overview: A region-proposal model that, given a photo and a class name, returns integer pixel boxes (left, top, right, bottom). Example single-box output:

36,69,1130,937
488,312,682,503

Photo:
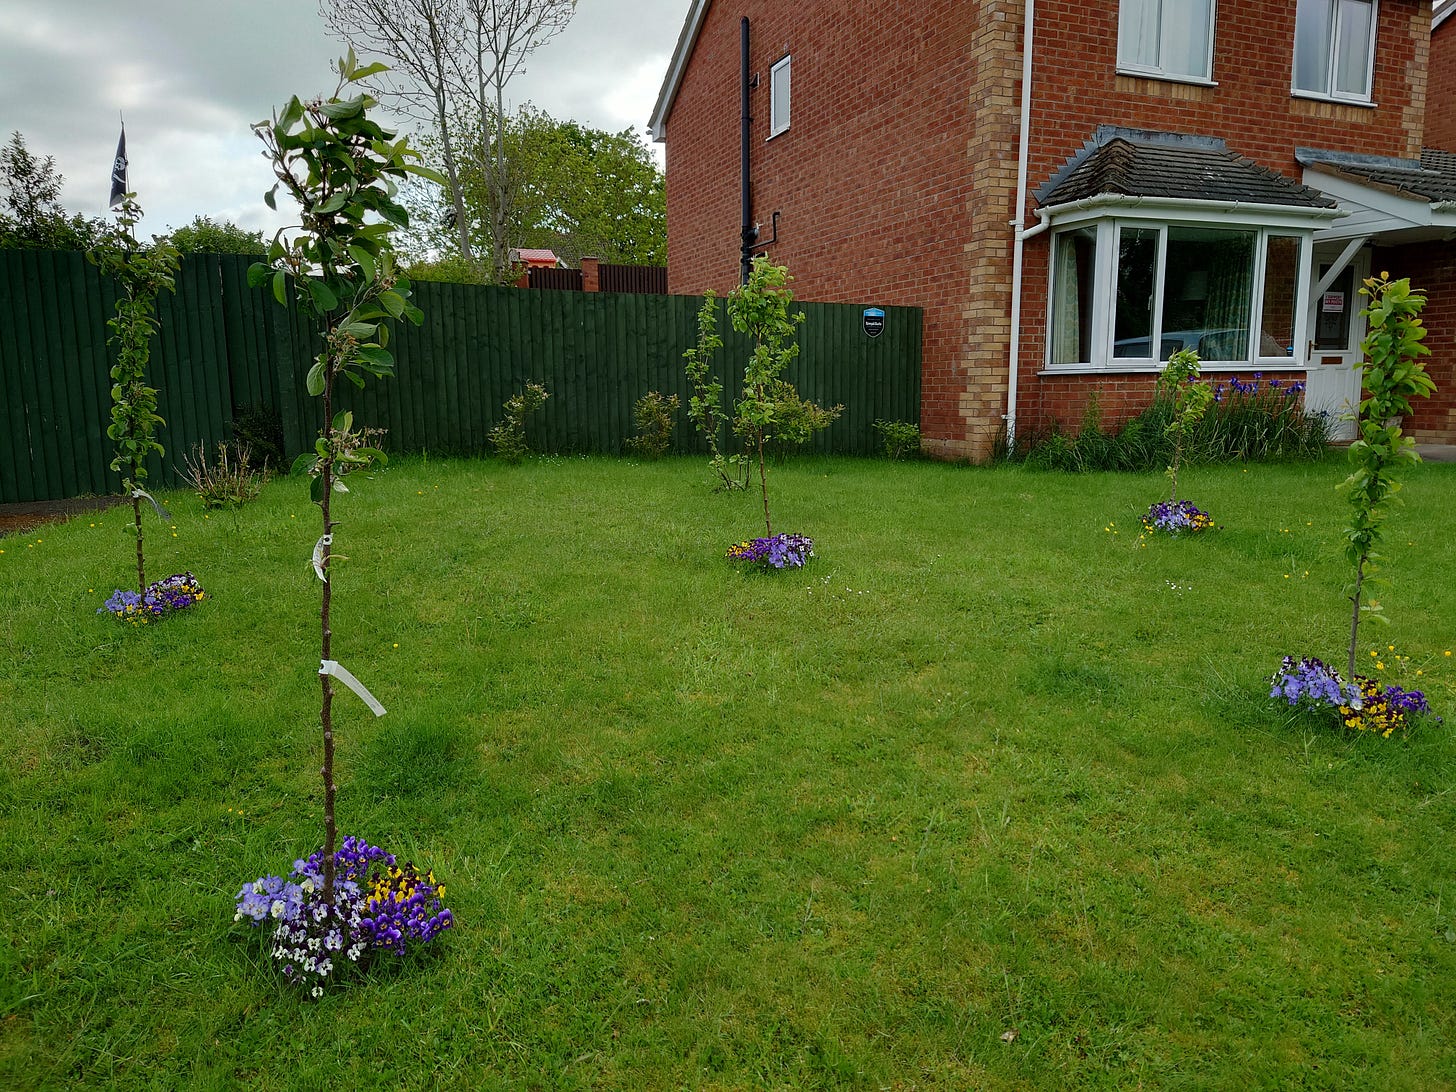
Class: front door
1303,249,1369,442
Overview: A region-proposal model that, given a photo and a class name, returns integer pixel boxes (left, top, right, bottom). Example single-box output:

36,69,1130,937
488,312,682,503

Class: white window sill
1039,362,1307,376
1291,89,1377,109
1116,67,1217,88
766,126,789,141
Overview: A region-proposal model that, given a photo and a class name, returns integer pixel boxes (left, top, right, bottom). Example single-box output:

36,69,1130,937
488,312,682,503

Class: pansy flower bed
1141,500,1215,535
99,571,205,624
727,532,814,570
1270,655,1434,738
235,835,453,996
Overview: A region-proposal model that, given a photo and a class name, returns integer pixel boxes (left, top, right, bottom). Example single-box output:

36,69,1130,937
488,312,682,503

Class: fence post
581,256,600,293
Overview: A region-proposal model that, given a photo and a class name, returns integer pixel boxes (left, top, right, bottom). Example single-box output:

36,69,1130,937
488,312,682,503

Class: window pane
1113,227,1159,358
1160,227,1255,361
1315,265,1355,350
1162,0,1212,78
1050,227,1097,365
1333,0,1374,97
771,57,790,132
1294,0,1333,92
1119,0,1161,69
1260,236,1300,357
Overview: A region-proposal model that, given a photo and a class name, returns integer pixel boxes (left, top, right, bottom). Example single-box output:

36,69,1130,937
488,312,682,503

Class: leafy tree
0,131,106,250
1338,273,1435,679
1157,348,1213,504
249,51,439,907
87,197,181,592
169,215,264,255
726,258,838,534
322,0,577,279
403,107,664,275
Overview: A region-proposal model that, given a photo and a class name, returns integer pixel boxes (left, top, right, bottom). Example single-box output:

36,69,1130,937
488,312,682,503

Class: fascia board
649,0,712,142
1041,193,1345,230
1302,167,1439,226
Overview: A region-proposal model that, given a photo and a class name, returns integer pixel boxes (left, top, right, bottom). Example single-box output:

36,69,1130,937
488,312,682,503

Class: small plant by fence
0,250,921,503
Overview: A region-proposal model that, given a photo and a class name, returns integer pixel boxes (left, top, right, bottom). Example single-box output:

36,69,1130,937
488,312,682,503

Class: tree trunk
319,368,338,907
1346,554,1366,682
132,493,145,594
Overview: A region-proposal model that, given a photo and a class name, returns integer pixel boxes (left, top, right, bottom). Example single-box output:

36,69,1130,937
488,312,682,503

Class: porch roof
1298,148,1456,244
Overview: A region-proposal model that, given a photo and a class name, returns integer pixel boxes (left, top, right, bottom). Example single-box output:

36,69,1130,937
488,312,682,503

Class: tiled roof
512,248,561,266
1302,148,1456,204
1038,136,1337,209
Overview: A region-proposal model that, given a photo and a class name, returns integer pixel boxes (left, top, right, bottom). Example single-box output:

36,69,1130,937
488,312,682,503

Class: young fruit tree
1338,273,1435,680
249,51,441,906
88,196,181,593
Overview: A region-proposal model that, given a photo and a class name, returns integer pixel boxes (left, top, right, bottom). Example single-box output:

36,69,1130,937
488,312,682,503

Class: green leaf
290,453,318,477
332,410,354,434
272,269,287,306
246,262,272,288
306,360,326,396
306,279,339,311
279,96,304,131
347,61,390,83
348,245,376,283
264,185,278,211
309,474,325,505
319,95,366,120
355,345,394,372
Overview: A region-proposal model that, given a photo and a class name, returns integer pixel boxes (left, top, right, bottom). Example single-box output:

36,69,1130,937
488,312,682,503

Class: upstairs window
769,55,791,137
1293,0,1377,102
1118,0,1216,82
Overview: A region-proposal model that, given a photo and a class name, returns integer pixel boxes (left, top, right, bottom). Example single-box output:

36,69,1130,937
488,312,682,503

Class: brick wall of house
1429,19,1456,148
1014,0,1430,441
661,0,1433,459
1379,241,1456,442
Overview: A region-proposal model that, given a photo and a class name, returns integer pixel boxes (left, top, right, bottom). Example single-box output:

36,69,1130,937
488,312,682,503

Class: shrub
183,440,266,509
489,382,550,463
871,419,921,460
626,391,679,459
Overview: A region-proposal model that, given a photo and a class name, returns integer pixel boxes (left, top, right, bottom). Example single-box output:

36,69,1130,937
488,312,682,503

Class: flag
109,125,128,209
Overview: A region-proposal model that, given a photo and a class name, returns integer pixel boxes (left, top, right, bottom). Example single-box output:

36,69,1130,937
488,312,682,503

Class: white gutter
1042,191,1347,224
1005,0,1037,452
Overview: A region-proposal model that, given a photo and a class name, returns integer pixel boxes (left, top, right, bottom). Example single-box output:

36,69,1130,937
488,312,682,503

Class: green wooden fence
0,251,922,504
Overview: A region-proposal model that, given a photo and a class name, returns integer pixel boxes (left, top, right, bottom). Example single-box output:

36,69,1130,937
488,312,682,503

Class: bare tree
320,0,576,280
319,0,474,262
450,0,576,278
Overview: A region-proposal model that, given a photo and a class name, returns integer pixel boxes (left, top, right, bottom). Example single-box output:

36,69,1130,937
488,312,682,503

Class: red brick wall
1429,19,1456,148
660,0,1433,458
1377,241,1456,442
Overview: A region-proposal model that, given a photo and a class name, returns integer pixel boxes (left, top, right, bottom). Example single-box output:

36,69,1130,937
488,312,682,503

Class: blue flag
109,125,127,209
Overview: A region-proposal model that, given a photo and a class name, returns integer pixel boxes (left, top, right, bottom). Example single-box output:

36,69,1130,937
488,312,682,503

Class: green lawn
2,454,1454,1089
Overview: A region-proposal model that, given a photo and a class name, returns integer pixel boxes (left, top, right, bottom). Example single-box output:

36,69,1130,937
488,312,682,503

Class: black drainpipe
740,16,757,284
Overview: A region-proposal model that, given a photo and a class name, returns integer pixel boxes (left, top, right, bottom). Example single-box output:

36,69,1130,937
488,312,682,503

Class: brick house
650,0,1456,459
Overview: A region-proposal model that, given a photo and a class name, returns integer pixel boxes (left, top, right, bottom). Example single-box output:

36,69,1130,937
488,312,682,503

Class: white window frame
1292,0,1379,104
1043,213,1315,373
1116,0,1219,85
768,54,791,138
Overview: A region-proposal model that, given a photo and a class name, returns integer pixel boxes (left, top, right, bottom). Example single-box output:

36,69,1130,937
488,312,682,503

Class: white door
1303,249,1368,442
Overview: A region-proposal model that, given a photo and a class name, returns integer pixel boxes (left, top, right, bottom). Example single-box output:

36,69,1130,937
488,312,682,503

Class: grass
2,453,1455,1089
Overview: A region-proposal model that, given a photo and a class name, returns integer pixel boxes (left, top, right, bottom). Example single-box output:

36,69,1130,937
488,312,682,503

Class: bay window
1046,218,1311,370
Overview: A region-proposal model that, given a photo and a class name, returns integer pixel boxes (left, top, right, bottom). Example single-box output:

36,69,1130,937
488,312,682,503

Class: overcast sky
0,0,687,239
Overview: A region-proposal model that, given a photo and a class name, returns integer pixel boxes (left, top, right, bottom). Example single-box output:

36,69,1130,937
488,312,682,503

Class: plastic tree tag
132,487,171,522
319,659,386,717
311,534,332,581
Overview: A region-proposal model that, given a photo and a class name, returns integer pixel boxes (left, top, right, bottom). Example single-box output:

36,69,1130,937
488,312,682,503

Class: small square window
769,55,791,137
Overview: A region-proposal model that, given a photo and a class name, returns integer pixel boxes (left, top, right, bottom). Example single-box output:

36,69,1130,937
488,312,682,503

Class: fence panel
1,250,922,503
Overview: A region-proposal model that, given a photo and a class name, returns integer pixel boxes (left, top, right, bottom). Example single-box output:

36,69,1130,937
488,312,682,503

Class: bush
183,440,267,509
1000,376,1329,471
489,382,550,463
625,391,679,459
871,419,921,460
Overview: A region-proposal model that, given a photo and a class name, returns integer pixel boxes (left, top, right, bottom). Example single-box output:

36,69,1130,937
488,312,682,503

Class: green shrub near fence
0,250,922,503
